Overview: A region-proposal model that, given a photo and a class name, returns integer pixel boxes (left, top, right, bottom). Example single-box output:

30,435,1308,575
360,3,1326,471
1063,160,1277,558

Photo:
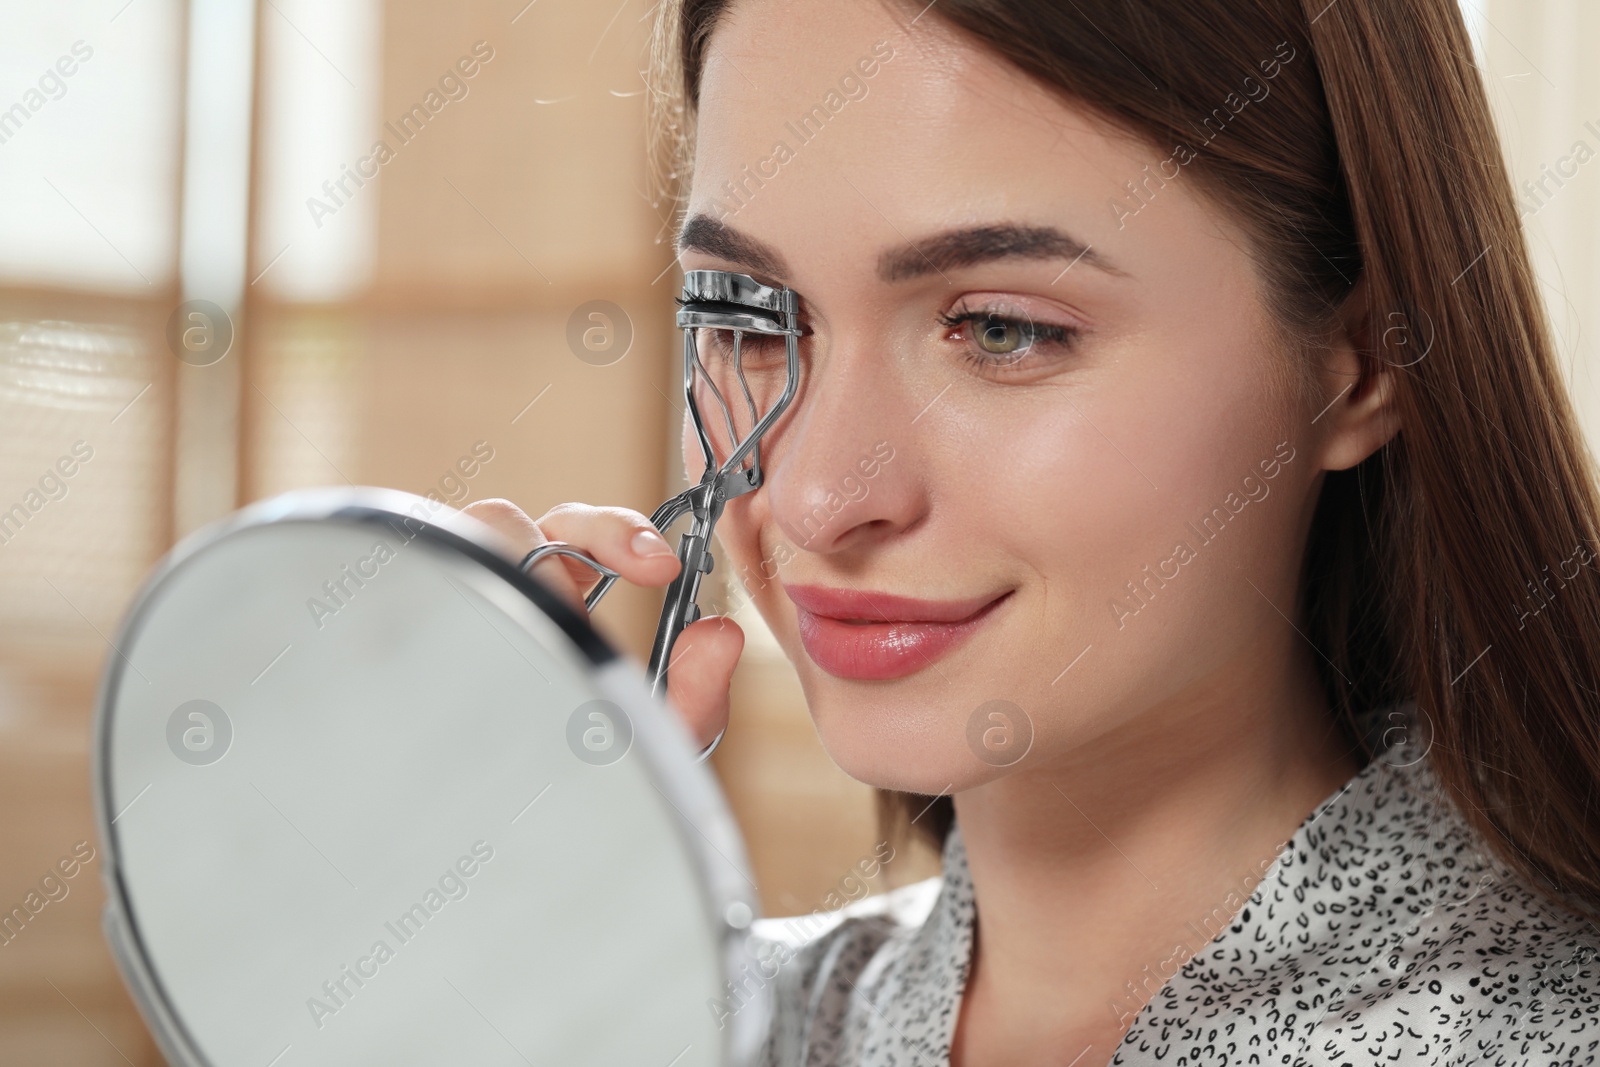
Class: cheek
1040,318,1288,555
1009,340,1302,718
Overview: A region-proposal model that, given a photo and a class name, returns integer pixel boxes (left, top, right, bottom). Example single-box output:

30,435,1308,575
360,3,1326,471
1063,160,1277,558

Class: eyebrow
674,214,1124,287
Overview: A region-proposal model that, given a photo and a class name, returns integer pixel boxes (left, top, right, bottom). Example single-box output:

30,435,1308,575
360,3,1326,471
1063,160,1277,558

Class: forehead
691,0,1108,197
683,0,1240,300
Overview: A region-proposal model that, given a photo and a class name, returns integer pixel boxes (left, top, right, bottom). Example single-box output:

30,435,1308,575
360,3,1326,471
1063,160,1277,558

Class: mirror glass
96,490,763,1067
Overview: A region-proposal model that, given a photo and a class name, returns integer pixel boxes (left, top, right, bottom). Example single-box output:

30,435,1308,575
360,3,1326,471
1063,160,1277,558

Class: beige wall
1472,0,1600,451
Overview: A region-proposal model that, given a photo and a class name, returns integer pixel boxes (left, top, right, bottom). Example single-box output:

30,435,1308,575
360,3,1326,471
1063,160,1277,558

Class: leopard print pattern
747,702,1600,1066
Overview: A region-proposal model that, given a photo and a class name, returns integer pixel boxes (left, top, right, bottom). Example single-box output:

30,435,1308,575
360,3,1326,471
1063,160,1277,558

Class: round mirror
93,488,767,1066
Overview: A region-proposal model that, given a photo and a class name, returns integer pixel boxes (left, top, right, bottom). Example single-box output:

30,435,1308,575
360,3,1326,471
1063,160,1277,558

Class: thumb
662,615,745,752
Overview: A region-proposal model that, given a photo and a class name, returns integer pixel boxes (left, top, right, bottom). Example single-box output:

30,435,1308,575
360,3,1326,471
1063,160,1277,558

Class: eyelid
946,292,1088,330
939,293,1085,374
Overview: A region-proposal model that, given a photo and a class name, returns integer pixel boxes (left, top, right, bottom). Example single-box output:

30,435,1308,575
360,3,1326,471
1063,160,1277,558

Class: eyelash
691,304,1079,373
936,303,1081,371
702,330,784,363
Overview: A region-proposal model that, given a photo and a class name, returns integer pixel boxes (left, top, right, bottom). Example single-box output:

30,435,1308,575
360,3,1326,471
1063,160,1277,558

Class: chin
806,696,1003,797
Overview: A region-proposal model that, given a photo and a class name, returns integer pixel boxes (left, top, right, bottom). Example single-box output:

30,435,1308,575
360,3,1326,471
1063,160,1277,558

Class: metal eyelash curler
519,270,802,761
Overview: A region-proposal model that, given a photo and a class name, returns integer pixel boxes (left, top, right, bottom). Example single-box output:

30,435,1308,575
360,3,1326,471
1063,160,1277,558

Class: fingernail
632,529,674,557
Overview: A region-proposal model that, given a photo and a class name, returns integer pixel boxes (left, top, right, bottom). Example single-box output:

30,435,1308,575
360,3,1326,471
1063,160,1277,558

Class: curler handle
643,485,729,763
532,487,725,762
645,528,712,696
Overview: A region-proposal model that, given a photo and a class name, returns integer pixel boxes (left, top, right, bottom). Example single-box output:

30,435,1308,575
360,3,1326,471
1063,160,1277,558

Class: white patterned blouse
746,704,1600,1066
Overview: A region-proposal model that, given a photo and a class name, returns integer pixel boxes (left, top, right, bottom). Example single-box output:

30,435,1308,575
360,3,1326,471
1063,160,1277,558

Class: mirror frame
91,487,770,1067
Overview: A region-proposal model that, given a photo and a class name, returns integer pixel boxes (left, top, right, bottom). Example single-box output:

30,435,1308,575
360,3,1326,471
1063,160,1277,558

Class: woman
469,0,1600,1062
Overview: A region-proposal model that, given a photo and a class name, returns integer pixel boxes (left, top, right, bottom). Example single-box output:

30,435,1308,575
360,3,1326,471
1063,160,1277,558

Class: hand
461,499,744,753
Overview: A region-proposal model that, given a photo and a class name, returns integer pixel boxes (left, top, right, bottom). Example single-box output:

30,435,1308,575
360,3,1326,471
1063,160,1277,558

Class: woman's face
678,0,1330,795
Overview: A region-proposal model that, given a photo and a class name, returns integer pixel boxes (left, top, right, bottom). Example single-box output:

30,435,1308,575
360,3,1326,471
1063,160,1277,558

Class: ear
1311,274,1402,472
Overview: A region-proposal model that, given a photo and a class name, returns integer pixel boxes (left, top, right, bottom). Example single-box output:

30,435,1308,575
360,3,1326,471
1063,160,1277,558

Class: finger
663,615,744,751
535,503,684,591
460,498,587,617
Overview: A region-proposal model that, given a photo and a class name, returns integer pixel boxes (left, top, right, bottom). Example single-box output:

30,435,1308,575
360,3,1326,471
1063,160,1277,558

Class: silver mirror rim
90,486,768,1067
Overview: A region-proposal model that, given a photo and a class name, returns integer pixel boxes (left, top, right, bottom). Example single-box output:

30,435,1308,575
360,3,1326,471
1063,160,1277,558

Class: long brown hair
648,0,1600,916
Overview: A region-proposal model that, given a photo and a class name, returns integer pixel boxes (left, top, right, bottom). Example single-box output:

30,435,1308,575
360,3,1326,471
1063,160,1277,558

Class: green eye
938,306,1077,369
975,314,1028,356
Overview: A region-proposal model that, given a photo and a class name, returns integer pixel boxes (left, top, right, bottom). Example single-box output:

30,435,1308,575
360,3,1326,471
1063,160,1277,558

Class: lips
784,583,1011,680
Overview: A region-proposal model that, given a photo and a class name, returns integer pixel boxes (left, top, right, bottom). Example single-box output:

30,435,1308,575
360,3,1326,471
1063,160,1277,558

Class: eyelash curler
519,270,803,761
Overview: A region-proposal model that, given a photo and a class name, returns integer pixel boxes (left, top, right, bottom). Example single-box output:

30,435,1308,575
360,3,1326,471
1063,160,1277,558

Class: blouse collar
881,700,1499,1063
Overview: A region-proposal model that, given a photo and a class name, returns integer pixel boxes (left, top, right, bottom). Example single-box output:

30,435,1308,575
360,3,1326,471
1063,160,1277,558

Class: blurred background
0,0,1595,1061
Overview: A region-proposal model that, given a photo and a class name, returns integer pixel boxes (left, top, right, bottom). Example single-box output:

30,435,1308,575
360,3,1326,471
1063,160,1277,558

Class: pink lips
784,583,1011,680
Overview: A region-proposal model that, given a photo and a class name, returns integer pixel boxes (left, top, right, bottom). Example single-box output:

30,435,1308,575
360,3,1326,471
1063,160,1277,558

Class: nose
763,332,923,556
